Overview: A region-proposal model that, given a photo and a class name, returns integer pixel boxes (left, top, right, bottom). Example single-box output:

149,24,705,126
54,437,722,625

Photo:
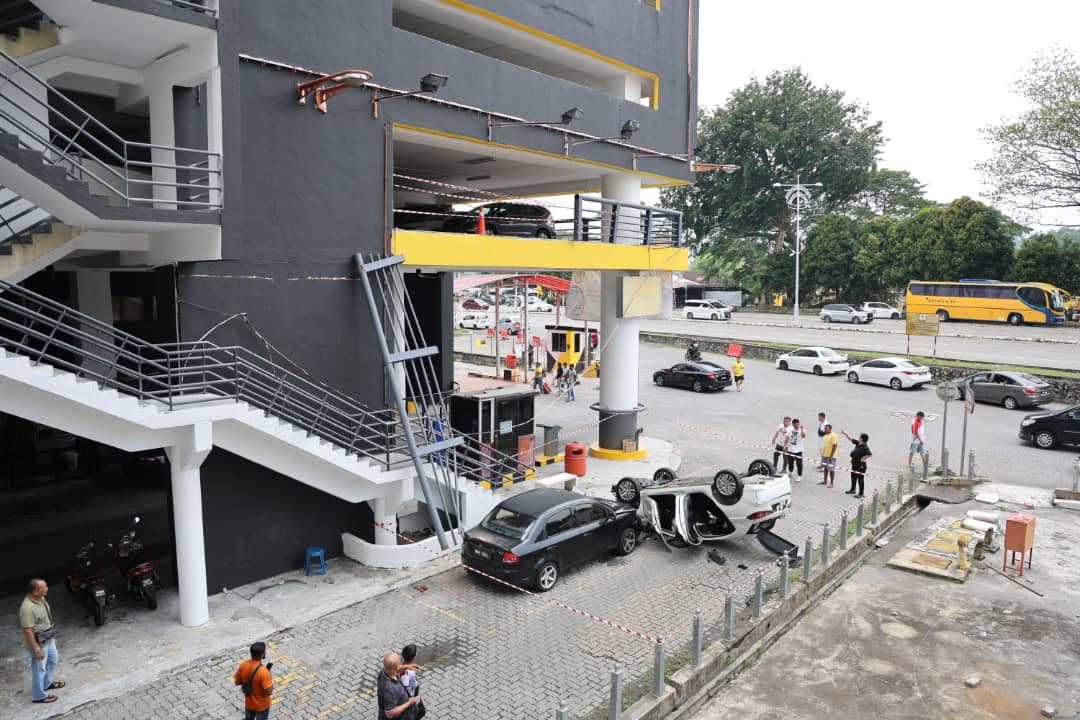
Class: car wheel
615,528,638,556
755,519,777,532
712,468,744,505
615,477,641,507
891,313,900,320
847,372,859,383
654,374,665,386
812,365,823,376
686,312,694,319
535,228,553,239
1003,396,1018,410
1007,313,1022,326
852,316,861,324
823,315,832,323
1033,430,1057,450
936,310,949,322
778,360,789,371
653,467,677,483
692,380,703,392
889,377,903,391
746,458,775,477
535,561,559,591
710,313,718,320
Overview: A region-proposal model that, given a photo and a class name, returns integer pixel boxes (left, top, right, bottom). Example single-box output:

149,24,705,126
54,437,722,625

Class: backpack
241,663,267,696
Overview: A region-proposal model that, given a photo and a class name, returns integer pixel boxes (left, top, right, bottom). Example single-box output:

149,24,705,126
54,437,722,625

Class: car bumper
824,363,850,374
707,377,734,389
1019,429,1033,442
462,556,536,588
1018,395,1052,407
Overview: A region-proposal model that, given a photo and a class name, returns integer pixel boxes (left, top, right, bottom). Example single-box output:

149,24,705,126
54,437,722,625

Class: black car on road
653,362,733,392
1019,404,1080,450
462,489,640,591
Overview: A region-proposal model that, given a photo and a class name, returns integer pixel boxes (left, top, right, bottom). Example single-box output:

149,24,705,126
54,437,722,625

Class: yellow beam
394,230,689,272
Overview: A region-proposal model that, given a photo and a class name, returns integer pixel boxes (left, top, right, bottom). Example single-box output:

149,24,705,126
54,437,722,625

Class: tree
663,68,884,255
978,47,1080,224
845,168,932,220
1011,232,1080,291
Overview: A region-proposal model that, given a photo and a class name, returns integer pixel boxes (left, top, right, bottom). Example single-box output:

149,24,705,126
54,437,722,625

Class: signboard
566,270,602,321
531,335,541,347
498,420,513,435
964,385,976,414
906,313,940,337
617,275,663,318
935,384,953,403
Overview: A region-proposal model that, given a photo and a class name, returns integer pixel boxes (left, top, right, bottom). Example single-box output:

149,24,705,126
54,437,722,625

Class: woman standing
841,431,872,498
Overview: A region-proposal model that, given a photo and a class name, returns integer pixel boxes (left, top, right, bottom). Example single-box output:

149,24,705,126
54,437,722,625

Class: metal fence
573,195,682,246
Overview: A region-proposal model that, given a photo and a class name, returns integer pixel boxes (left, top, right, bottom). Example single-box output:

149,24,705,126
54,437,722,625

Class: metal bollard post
942,447,950,477
692,609,703,667
653,640,665,697
556,701,569,720
856,501,865,536
839,510,848,551
922,453,930,484
897,477,904,505
871,490,880,525
885,481,893,514
803,536,813,580
821,523,831,565
909,465,917,495
753,571,764,618
967,450,975,482
724,594,735,643
779,551,789,598
609,665,623,720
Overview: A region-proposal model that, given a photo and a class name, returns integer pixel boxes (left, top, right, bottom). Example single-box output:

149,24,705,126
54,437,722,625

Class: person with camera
233,641,273,720
20,578,63,704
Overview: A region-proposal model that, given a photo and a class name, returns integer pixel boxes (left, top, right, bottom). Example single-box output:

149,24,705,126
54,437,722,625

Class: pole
940,387,949,468
494,280,501,376
793,171,801,325
959,383,970,477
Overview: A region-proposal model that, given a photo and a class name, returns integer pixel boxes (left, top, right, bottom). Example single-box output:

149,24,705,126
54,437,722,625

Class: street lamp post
773,174,822,324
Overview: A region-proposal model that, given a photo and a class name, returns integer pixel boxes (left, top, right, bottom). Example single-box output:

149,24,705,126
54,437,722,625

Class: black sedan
462,489,640,591
653,362,732,392
1019,404,1080,450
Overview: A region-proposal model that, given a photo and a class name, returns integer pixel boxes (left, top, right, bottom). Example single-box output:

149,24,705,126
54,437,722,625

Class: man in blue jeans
20,578,63,704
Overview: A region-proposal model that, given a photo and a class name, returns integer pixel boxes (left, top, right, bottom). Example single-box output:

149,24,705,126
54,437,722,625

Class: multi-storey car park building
0,0,697,626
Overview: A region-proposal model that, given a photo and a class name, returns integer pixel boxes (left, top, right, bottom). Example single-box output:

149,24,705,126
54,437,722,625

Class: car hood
1021,411,1057,421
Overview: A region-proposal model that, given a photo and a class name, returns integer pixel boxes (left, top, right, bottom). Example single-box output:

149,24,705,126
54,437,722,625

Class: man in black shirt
841,431,872,498
377,653,421,720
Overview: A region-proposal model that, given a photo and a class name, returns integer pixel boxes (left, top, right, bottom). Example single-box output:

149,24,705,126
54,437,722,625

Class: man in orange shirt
233,641,273,720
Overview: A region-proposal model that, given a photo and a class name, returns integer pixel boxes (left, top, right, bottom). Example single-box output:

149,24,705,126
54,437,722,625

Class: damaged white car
611,460,793,549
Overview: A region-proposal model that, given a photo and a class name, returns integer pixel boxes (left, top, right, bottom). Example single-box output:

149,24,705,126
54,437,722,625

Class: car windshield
1016,373,1045,385
480,507,535,540
1049,291,1065,312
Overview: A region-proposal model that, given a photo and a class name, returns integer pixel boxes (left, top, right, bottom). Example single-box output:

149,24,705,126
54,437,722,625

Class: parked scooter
113,516,160,610
64,541,110,627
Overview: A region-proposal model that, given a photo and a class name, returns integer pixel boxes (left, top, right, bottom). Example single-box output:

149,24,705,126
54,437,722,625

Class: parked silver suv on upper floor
818,304,874,324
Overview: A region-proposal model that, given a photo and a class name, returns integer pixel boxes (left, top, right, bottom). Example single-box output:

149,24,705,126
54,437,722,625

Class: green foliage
978,47,1080,221
663,68,883,256
845,168,932,220
1011,232,1080,291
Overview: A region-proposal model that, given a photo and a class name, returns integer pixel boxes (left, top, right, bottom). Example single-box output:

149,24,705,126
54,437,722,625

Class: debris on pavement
964,675,981,688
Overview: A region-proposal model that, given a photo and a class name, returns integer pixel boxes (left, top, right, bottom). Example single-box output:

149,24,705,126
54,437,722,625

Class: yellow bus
1031,283,1079,321
905,280,1066,326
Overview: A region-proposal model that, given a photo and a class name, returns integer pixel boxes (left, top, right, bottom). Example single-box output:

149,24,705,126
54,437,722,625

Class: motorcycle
113,516,160,610
65,541,111,627
685,342,702,362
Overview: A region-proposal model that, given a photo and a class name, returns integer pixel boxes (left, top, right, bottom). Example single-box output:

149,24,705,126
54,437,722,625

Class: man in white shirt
770,417,791,469
814,412,828,469
786,418,807,481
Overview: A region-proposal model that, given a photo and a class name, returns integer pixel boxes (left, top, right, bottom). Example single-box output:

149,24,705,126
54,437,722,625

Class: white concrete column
204,65,224,208
164,423,212,627
372,497,397,547
149,83,177,208
596,174,644,451
75,271,116,377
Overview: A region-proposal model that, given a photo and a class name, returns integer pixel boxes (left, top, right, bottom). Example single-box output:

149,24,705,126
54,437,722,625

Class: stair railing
0,279,397,466
0,49,222,211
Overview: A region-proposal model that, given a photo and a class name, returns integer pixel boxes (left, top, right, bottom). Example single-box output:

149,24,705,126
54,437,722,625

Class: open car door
641,497,672,552
674,494,703,546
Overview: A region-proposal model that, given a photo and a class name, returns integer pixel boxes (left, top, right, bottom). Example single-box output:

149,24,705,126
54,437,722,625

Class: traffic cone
476,207,486,235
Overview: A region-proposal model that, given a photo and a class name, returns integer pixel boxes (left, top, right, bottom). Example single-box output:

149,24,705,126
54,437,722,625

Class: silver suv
819,304,874,324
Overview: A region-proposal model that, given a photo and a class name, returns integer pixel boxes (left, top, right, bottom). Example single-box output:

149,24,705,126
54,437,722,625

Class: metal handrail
0,49,222,211
0,279,395,466
573,194,683,246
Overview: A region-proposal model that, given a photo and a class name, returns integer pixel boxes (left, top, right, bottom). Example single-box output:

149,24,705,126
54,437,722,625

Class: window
910,283,928,295
481,507,535,540
574,503,609,525
544,508,578,538
1018,287,1047,307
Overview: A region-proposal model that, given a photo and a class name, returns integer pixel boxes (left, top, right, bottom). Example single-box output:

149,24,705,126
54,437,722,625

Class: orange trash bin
506,353,517,369
1003,513,1035,575
565,442,587,476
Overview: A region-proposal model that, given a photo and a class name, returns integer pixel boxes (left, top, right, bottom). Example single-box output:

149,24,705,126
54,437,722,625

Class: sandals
47,681,66,690
33,695,58,703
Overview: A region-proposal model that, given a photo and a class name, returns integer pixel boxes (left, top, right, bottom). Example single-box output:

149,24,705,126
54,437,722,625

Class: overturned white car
611,460,792,549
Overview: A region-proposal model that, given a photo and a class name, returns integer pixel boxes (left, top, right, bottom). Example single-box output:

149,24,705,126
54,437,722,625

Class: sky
696,0,1080,225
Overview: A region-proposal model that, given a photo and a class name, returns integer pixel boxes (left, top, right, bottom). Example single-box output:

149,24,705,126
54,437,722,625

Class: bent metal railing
573,194,682,246
0,49,222,211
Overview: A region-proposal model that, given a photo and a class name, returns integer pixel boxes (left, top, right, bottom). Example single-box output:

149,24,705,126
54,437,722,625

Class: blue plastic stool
304,546,326,576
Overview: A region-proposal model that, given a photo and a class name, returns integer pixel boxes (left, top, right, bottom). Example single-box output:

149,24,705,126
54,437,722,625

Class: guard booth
450,385,535,457
545,324,596,371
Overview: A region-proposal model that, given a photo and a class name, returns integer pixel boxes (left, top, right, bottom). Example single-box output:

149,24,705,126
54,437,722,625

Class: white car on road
846,357,932,390
683,300,732,320
526,297,554,312
458,313,489,330
775,346,850,375
860,302,903,320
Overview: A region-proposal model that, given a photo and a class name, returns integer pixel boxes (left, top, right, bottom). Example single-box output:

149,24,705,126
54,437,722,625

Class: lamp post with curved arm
773,174,823,324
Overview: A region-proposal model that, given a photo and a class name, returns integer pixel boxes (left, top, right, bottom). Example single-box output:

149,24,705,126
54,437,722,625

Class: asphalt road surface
527,343,1077,491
